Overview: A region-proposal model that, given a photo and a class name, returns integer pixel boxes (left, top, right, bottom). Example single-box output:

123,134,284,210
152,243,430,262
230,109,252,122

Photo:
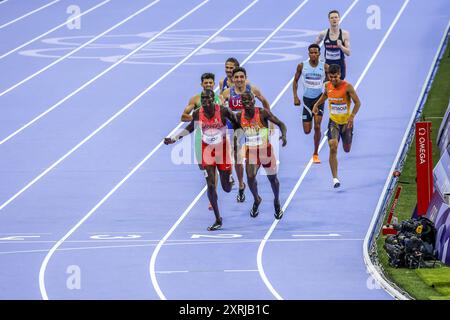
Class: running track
0,0,448,299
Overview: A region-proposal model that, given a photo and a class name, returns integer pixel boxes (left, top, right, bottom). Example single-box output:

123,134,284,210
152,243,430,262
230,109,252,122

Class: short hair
328,64,341,74
241,91,254,101
225,57,240,67
232,66,247,77
328,10,340,17
201,88,215,98
308,43,321,52
201,72,215,82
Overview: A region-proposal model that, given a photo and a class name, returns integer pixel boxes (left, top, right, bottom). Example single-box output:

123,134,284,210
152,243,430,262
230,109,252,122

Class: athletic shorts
244,143,277,175
327,119,353,145
302,95,324,122
325,59,346,80
201,138,232,171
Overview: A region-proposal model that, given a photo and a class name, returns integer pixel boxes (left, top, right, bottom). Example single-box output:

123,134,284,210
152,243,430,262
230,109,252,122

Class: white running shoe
333,178,341,188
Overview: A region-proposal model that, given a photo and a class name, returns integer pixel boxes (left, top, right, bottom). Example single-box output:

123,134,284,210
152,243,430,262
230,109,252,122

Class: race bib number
202,129,223,145
325,50,341,60
245,135,263,147
330,103,348,115
304,77,322,89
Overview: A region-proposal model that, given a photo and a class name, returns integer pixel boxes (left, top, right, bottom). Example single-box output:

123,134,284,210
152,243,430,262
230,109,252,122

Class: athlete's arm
347,83,360,129
219,78,224,94
312,83,328,115
220,88,230,107
252,85,270,110
324,63,330,81
293,63,303,106
180,95,198,122
165,110,197,144
338,30,351,56
222,107,239,129
261,109,287,147
314,30,326,44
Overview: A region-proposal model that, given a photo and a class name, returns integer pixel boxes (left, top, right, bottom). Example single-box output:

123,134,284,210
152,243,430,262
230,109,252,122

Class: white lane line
0,0,160,97
0,237,362,244
0,0,203,145
0,0,10,4
292,234,341,237
0,238,365,255
38,0,259,301
149,0,311,301
257,0,410,301
363,18,450,301
0,0,210,212
0,0,60,29
0,0,112,59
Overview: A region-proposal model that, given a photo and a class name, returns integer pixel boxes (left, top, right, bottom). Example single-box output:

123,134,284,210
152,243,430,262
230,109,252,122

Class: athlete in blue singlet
220,57,238,94
315,10,350,80
293,44,328,163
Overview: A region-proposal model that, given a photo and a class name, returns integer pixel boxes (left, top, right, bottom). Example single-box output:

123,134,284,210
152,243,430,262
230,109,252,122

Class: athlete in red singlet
236,92,287,219
165,89,239,231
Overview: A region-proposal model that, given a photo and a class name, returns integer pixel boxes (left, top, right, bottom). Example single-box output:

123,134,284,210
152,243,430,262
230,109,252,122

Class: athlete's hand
164,137,176,145
312,105,318,115
347,115,354,129
294,96,301,106
337,39,343,48
280,135,287,147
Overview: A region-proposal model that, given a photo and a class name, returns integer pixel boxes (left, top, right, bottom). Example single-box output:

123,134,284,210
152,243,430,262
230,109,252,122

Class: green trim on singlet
194,93,221,164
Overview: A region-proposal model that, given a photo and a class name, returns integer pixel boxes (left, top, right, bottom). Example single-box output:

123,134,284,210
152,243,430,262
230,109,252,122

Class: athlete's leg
313,114,323,155
267,174,280,205
328,138,339,179
207,169,219,211
303,120,312,134
267,174,283,219
218,169,232,193
234,133,246,202
246,162,262,217
204,166,220,219
340,60,346,80
302,100,313,134
342,122,353,153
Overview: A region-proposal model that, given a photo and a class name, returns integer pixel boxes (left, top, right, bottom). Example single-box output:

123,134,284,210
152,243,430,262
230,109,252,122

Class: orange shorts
201,138,232,171
244,143,277,174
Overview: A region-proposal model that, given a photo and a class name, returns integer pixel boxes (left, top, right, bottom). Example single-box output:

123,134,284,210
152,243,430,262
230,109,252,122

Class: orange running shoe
313,154,321,164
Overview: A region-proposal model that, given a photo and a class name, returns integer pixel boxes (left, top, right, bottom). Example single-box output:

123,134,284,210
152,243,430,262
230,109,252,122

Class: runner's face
233,71,246,88
201,94,214,109
241,94,254,111
329,72,341,86
225,62,236,78
308,48,320,62
329,13,340,27
201,78,215,90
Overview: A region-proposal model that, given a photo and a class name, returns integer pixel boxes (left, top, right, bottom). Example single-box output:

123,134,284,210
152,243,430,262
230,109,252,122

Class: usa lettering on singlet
228,84,251,112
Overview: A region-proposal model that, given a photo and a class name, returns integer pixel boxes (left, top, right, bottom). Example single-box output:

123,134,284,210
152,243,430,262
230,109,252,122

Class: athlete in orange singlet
312,64,361,188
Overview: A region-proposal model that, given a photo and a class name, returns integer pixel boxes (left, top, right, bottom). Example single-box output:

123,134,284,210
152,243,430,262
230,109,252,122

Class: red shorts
201,138,232,171
244,143,277,174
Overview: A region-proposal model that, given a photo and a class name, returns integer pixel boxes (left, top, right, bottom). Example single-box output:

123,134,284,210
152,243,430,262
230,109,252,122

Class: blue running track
0,0,448,299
